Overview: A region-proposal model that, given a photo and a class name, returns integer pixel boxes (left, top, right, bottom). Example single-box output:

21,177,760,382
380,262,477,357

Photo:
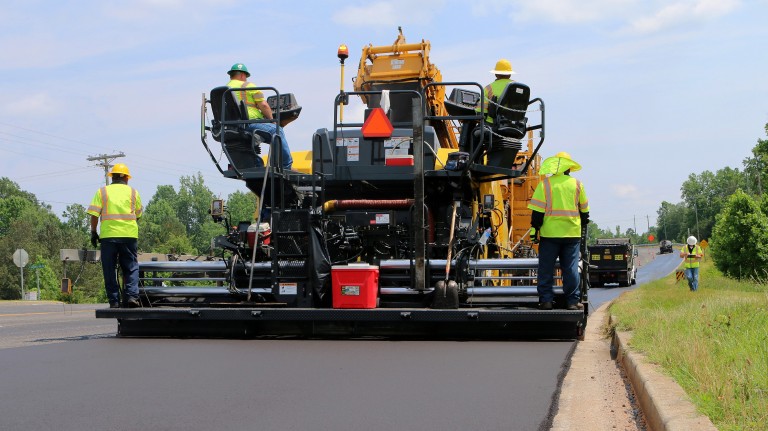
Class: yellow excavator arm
353,28,460,149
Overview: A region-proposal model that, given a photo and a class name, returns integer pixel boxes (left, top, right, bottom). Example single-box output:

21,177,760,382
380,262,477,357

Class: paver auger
97,32,589,338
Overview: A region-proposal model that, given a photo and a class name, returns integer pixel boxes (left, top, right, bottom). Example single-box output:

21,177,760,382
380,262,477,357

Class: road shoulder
551,303,645,430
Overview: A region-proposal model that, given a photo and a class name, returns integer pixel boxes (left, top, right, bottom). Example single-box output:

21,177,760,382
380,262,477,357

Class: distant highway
588,250,682,309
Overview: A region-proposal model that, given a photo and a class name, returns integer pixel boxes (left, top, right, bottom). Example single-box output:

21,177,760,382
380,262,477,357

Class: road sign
29,263,45,269
13,249,29,268
700,239,708,249
647,234,655,242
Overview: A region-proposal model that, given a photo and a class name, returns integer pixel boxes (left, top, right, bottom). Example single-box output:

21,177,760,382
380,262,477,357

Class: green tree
680,167,746,241
226,190,257,225
657,201,689,242
0,195,34,236
0,177,39,203
140,173,229,256
0,179,104,301
139,199,193,254
710,190,768,279
742,123,768,196
62,203,90,236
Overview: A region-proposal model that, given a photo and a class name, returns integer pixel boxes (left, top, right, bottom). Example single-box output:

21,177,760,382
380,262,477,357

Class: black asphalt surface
0,333,572,431
0,304,574,431
0,252,679,431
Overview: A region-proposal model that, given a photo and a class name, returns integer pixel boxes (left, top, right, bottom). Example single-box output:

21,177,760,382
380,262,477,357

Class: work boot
109,301,120,309
124,297,141,308
566,302,584,310
539,302,553,310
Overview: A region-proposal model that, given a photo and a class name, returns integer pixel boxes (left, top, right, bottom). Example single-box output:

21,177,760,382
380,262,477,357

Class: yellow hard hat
539,152,582,175
490,59,516,75
108,163,131,179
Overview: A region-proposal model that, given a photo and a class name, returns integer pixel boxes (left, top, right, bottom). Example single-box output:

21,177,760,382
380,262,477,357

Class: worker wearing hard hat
478,58,516,123
679,236,704,291
87,163,143,308
226,63,292,170
528,152,590,310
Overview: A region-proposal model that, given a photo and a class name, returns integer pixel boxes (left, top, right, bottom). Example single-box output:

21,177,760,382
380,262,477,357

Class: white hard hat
687,236,697,246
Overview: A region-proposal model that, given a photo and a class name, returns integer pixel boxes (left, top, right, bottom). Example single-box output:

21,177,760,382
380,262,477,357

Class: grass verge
609,260,768,431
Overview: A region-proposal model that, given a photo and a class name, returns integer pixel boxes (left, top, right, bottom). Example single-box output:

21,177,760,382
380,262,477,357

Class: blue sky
1,0,766,234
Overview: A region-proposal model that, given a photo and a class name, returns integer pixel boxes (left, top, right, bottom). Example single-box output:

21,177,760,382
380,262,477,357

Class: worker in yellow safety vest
528,152,590,310
87,163,143,308
226,63,292,169
679,236,703,291
478,58,516,124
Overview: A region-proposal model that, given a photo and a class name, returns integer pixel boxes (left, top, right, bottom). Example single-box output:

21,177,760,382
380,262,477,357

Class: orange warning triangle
361,108,393,138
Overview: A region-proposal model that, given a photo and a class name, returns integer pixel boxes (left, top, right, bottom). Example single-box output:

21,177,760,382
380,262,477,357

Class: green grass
609,260,768,431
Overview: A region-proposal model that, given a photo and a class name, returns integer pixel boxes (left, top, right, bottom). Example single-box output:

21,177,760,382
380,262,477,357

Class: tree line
0,174,255,301
656,123,768,279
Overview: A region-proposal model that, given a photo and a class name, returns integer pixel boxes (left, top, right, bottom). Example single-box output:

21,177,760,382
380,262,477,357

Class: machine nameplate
279,283,298,295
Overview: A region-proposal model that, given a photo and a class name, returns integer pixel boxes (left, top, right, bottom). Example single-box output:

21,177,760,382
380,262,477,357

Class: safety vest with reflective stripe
680,245,703,268
476,78,513,124
86,183,142,238
227,79,265,120
527,174,589,238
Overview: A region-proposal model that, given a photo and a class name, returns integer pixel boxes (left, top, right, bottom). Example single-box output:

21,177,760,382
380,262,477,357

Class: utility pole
87,152,125,185
633,215,637,236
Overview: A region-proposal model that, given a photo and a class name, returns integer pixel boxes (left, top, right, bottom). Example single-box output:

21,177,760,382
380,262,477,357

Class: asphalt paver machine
96,32,589,339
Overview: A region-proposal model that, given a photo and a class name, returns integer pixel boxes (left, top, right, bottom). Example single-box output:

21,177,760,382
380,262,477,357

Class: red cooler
331,264,379,309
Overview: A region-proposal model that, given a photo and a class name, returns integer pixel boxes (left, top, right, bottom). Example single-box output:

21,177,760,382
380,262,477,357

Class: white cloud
627,0,741,33
612,184,639,198
512,0,636,24
1,93,58,116
332,0,445,27
466,0,741,33
333,2,399,26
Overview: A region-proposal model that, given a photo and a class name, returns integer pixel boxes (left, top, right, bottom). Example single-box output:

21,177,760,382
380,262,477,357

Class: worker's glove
530,228,539,244
90,231,100,247
580,212,590,226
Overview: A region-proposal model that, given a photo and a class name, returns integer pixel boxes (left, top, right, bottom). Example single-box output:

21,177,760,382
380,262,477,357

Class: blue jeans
100,238,139,304
684,267,699,291
248,123,292,170
537,237,581,304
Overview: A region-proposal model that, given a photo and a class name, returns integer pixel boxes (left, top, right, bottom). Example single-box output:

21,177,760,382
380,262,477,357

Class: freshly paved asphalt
0,303,573,431
0,252,678,431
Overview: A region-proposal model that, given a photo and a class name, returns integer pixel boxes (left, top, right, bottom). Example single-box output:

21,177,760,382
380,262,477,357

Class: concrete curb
610,316,717,431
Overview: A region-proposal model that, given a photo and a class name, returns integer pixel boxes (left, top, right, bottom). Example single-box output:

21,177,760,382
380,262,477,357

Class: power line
0,131,86,156
87,152,125,185
0,121,95,147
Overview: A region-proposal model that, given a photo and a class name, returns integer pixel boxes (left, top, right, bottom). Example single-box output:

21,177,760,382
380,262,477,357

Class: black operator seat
209,86,271,170
486,82,530,139
469,82,531,170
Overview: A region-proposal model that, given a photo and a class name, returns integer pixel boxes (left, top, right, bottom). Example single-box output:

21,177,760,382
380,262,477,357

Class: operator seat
209,86,271,170
471,82,531,168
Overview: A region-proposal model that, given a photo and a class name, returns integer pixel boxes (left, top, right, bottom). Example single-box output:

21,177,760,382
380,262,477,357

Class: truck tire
619,273,630,287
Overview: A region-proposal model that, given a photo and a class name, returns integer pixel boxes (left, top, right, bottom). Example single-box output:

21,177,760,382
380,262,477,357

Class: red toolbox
331,264,379,309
